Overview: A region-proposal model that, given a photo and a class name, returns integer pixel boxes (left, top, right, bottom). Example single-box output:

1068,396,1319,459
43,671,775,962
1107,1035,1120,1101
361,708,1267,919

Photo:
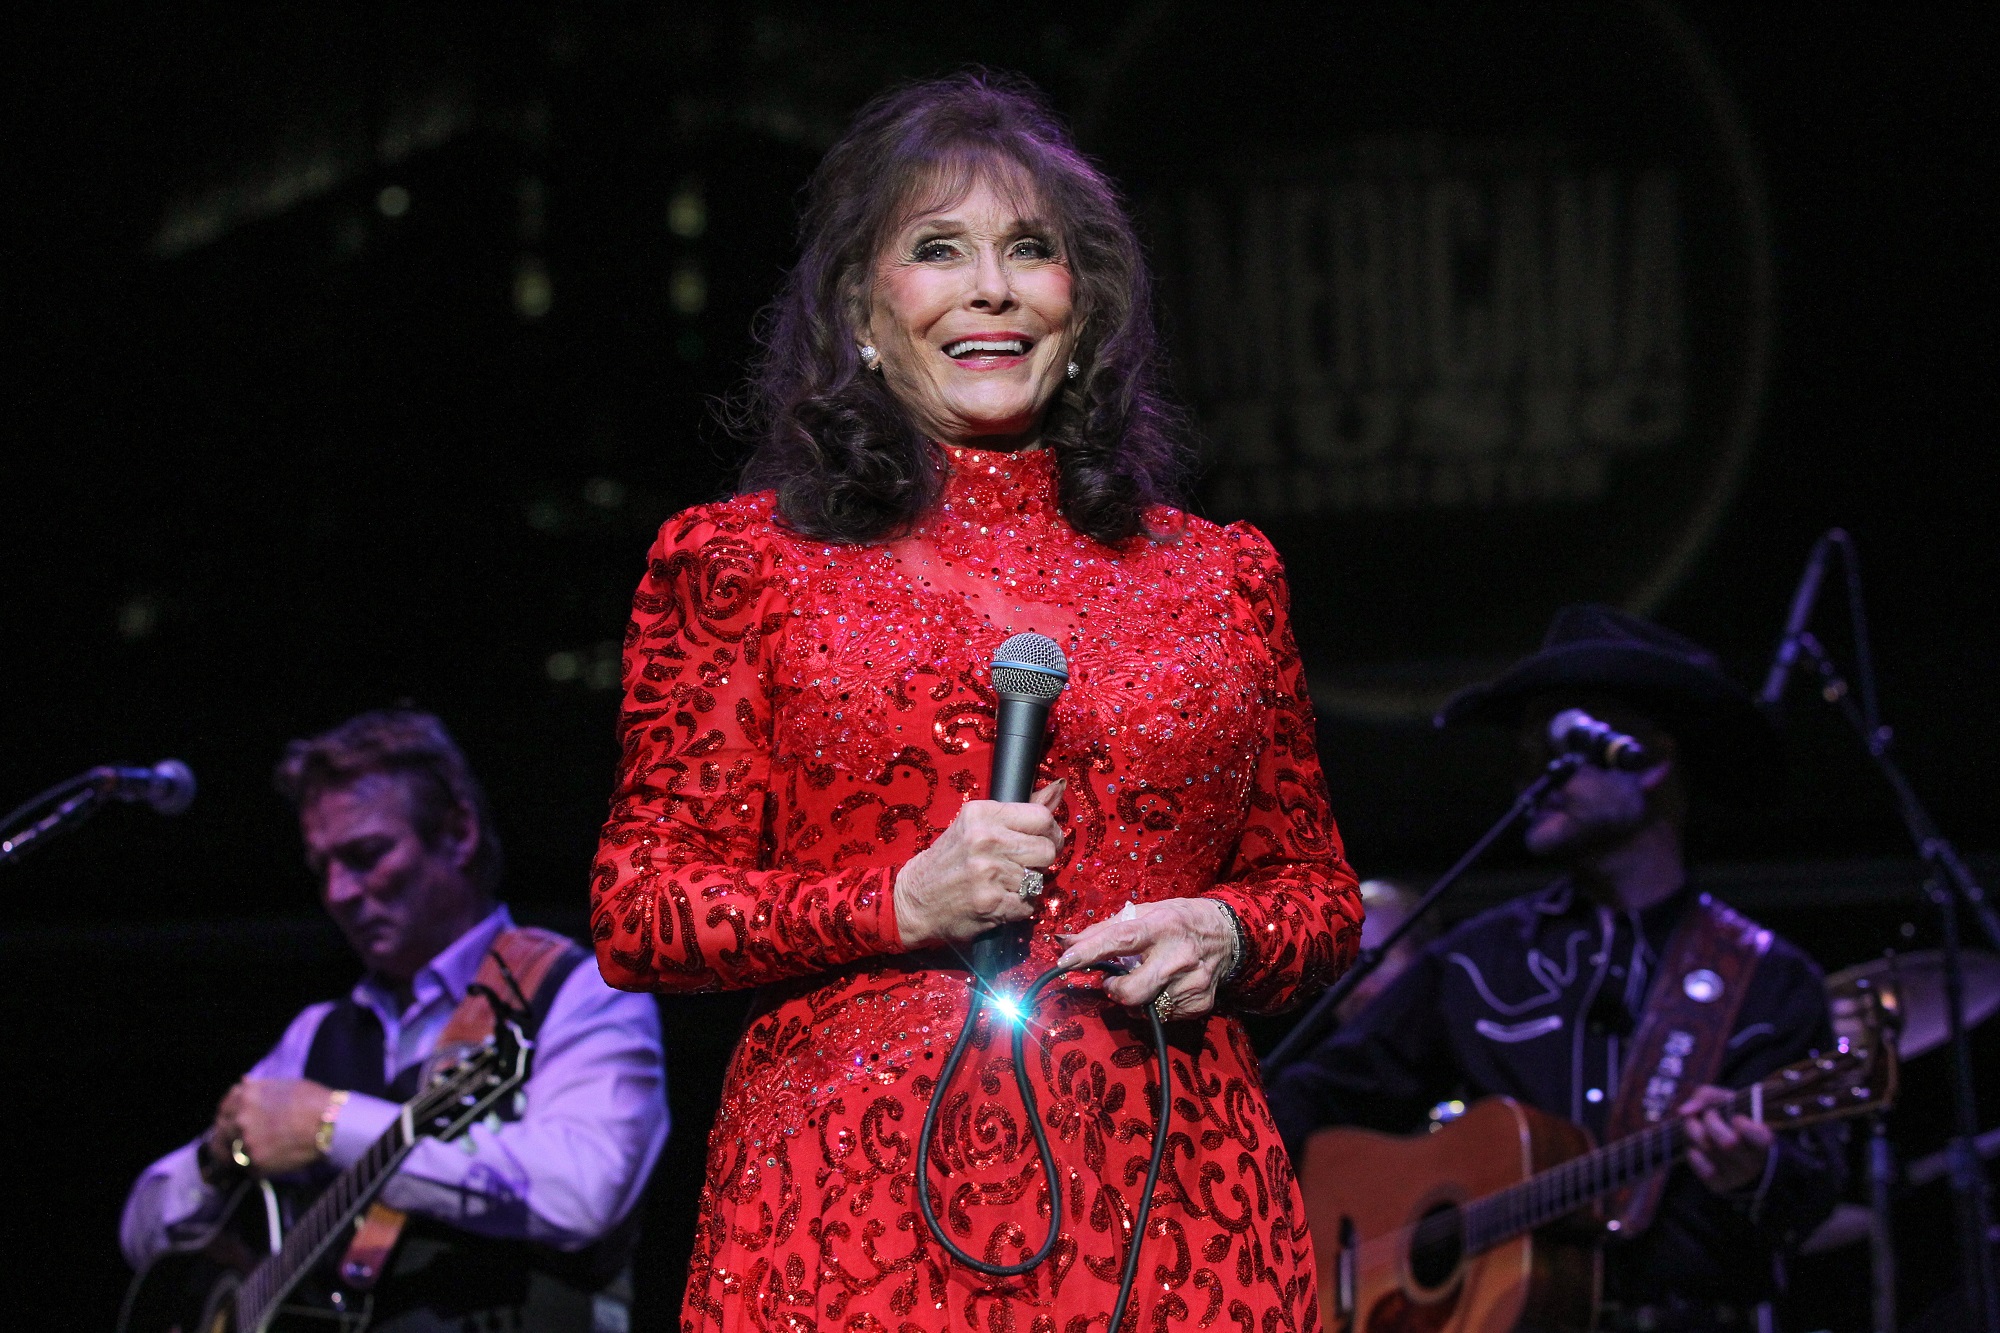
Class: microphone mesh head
149,759,197,816
1547,709,1595,748
991,632,1069,702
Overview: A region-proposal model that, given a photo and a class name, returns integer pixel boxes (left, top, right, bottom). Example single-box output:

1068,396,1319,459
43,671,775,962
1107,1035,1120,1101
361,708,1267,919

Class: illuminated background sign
1090,0,1769,718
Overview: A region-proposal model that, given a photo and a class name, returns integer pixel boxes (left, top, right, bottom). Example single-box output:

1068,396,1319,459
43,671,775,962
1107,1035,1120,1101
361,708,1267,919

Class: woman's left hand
1054,898,1237,1020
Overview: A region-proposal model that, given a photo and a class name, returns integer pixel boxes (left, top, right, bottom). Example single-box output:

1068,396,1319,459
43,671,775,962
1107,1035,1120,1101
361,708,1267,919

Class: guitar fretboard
234,1115,416,1327
1438,1083,1758,1258
1462,1111,1698,1253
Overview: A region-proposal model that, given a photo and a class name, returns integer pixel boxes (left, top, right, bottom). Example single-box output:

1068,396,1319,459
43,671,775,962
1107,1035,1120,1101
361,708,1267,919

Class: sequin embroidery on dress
593,444,1362,1331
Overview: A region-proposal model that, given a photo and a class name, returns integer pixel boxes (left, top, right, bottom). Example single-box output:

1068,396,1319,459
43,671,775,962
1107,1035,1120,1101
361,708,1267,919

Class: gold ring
1151,991,1176,1023
229,1137,251,1169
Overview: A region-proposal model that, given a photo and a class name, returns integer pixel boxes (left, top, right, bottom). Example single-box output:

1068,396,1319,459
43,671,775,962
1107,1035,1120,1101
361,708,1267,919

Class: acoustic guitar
116,1012,532,1333
1297,1038,1896,1333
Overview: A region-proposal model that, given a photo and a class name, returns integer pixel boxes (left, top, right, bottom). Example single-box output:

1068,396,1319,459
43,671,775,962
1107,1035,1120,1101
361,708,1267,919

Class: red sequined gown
592,445,1361,1333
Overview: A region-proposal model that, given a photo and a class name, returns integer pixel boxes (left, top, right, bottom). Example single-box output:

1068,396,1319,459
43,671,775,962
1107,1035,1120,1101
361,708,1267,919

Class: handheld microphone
1548,709,1651,772
921,634,1171,1331
90,760,198,815
976,633,1068,981
1759,530,1840,709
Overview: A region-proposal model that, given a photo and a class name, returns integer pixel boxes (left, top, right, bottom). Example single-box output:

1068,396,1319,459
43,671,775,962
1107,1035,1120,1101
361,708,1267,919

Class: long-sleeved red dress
592,445,1362,1333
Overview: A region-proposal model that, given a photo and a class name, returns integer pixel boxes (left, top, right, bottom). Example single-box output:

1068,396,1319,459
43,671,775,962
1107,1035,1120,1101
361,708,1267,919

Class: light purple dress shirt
120,906,669,1270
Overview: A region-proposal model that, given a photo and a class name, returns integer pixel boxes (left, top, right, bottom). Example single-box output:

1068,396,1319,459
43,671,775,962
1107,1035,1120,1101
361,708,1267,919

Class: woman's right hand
893,782,1064,949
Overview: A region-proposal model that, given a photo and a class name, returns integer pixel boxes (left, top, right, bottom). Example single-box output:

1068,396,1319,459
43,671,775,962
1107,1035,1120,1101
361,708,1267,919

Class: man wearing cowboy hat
1267,606,1845,1330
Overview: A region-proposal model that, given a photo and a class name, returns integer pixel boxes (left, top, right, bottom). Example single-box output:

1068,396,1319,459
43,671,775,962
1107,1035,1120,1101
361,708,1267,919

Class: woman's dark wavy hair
735,70,1188,545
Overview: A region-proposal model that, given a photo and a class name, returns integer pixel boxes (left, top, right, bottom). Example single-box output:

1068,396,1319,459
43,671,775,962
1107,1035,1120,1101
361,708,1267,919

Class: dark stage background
4,3,1995,1328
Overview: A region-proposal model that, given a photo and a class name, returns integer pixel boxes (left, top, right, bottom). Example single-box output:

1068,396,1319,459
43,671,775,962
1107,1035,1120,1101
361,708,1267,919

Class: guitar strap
1601,892,1771,1236
336,926,587,1290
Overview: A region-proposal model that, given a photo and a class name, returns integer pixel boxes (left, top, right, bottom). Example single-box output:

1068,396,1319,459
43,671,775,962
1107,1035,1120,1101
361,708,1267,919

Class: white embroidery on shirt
1727,1022,1776,1050
1475,1015,1565,1043
1447,930,1592,1016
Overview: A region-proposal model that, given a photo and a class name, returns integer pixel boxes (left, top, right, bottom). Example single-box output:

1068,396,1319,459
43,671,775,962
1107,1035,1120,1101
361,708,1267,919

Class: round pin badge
1683,968,1724,1003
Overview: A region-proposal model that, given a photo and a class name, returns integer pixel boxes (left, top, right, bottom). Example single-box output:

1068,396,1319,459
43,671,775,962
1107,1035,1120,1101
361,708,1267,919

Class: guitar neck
1460,1087,1754,1255
215,1014,527,1332
234,1108,420,1330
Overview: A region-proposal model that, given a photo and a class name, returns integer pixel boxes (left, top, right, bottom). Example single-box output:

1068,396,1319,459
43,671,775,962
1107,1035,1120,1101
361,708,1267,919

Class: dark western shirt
1265,881,1846,1309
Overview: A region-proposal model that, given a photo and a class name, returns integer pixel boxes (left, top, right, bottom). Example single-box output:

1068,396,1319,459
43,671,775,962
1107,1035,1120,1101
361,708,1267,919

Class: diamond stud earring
1065,360,1079,380
859,345,880,369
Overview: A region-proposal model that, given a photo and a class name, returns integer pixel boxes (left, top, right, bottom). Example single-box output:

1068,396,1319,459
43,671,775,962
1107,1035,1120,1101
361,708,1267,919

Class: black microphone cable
916,961,1171,1333
915,630,1173,1328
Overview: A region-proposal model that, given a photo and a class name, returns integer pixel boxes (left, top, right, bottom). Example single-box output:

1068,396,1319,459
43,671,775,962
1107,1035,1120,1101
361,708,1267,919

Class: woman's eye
913,239,958,262
1012,238,1054,260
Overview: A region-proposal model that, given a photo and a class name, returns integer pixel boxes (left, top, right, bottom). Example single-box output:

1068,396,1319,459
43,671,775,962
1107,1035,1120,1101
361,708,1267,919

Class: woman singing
591,73,1362,1332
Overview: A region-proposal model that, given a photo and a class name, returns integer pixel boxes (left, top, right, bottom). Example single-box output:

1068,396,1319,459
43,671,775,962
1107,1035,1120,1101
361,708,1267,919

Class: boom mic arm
1760,530,1840,709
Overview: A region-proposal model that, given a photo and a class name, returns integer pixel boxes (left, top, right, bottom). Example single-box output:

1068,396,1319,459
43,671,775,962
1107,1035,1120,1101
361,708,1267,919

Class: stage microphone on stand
1547,710,1651,771
2,758,197,864
975,632,1069,984
89,760,198,815
1759,529,1841,710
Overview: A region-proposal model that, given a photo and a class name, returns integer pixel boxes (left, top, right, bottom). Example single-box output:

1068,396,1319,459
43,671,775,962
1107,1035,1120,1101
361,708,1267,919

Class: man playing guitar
1267,607,1846,1332
120,709,669,1331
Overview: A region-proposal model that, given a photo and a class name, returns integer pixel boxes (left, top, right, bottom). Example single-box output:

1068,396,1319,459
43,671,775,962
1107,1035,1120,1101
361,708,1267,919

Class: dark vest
302,943,640,1333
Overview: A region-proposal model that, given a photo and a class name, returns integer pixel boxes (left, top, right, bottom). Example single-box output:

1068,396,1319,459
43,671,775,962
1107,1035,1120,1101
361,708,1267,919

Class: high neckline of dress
938,443,1059,517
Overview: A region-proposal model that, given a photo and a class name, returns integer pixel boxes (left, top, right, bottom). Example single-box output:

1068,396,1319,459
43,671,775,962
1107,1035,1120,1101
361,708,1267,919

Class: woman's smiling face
862,171,1074,450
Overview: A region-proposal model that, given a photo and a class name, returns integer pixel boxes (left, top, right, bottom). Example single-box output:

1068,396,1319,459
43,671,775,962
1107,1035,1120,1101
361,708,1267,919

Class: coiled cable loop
916,964,1172,1333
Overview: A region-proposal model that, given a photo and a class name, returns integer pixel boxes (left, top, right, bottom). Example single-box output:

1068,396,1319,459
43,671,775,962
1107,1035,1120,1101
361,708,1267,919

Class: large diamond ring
1151,990,1176,1023
1018,869,1045,900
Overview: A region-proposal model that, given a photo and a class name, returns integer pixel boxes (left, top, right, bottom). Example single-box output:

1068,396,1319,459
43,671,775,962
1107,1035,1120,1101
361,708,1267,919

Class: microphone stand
1798,630,2000,1333
0,774,106,865
1262,751,1583,1077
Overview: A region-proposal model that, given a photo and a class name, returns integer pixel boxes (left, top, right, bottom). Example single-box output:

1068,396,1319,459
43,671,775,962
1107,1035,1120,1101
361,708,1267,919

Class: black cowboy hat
1435,604,1779,800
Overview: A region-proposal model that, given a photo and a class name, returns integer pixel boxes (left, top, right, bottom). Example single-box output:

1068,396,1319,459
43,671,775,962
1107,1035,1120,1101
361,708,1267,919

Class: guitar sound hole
1408,1202,1465,1291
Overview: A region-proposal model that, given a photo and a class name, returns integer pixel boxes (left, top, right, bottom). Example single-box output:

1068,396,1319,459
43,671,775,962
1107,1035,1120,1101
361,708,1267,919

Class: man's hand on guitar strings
210,1077,339,1177
1677,1084,1776,1196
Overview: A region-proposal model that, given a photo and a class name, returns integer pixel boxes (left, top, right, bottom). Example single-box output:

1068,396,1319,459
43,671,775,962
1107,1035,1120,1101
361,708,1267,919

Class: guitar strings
1394,1083,1761,1259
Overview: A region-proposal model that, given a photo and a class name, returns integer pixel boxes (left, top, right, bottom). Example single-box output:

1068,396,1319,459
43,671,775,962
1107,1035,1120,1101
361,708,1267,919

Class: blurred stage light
514,257,553,319
376,185,411,218
670,263,707,315
583,477,628,509
115,596,161,641
668,182,706,239
548,643,622,691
